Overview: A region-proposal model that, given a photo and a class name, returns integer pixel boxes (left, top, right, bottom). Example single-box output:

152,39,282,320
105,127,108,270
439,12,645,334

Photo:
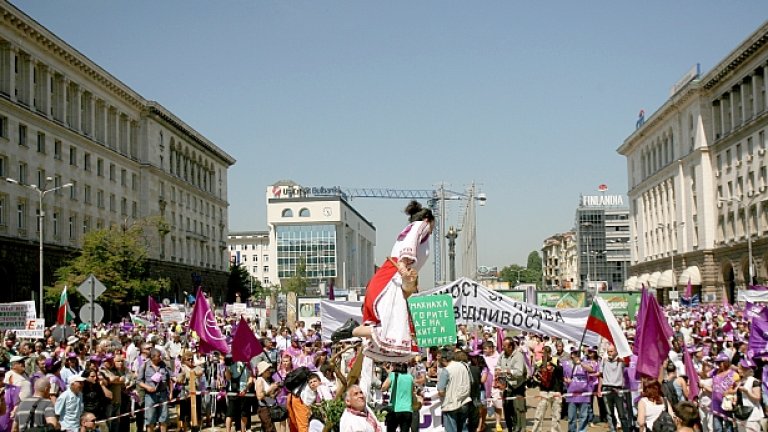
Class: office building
541,231,578,289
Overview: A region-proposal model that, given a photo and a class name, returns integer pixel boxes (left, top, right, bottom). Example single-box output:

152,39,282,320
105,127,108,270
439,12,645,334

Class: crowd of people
0,302,763,432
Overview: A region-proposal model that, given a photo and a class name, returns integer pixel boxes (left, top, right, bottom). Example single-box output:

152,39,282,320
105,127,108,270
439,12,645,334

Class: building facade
0,1,235,306
541,231,578,289
266,180,376,292
574,195,631,291
618,20,768,303
227,231,276,287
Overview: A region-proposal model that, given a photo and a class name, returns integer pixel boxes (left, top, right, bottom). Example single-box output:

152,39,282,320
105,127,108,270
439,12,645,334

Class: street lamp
6,177,73,323
657,222,685,292
720,195,754,286
580,222,592,290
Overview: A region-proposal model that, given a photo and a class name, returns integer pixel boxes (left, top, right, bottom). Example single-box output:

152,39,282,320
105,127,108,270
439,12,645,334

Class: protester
735,358,764,432
340,385,380,432
436,347,472,432
254,361,279,432
381,362,413,432
637,380,669,432
598,345,632,432
139,348,170,432
498,337,527,432
54,375,85,432
531,345,563,432
13,378,59,432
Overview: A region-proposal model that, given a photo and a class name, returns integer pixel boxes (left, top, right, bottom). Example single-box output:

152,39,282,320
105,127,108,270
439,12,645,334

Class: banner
536,291,586,309
597,292,641,318
297,298,322,327
415,278,599,346
739,289,768,303
229,303,247,316
408,295,457,347
745,302,768,321
319,301,363,341
15,319,45,339
0,301,36,331
159,306,185,323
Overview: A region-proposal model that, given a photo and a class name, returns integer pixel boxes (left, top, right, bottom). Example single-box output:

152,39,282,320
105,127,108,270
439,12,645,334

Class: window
16,201,25,229
263,266,269,273
726,149,732,167
83,216,90,234
120,197,127,215
748,137,754,155
54,175,62,195
109,194,116,212
0,156,5,178
131,201,137,218
68,215,75,239
264,255,269,262
69,180,77,200
253,255,258,262
120,169,127,186
84,185,91,204
299,208,310,217
54,140,62,160
97,158,103,176
252,266,257,273
69,147,77,166
0,115,7,138
109,163,115,181
132,174,138,191
281,208,293,217
0,195,5,226
36,132,45,153
52,212,58,237
242,255,248,262
83,153,91,172
96,189,104,208
18,124,26,146
18,162,27,185
36,169,45,189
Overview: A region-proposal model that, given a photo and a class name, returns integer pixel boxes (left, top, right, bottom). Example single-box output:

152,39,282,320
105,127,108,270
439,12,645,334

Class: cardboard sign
408,295,457,347
159,306,185,323
15,319,44,339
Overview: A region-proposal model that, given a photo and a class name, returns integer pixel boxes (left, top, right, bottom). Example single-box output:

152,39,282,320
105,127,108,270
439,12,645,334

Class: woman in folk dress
353,201,435,362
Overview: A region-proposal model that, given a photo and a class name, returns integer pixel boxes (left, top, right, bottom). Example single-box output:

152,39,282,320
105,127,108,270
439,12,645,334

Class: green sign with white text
408,294,457,347
597,292,641,318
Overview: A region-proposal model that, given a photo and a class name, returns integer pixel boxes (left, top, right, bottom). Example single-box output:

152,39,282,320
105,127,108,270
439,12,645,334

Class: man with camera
224,353,252,432
497,337,528,432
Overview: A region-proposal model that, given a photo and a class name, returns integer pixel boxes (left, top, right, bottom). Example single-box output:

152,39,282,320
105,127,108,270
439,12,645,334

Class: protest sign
0,301,36,331
408,295,457,347
159,306,185,323
15,319,44,339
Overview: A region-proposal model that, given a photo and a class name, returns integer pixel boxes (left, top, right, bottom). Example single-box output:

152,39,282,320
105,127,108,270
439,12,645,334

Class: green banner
536,291,586,309
597,292,641,318
408,294,457,347
497,291,526,302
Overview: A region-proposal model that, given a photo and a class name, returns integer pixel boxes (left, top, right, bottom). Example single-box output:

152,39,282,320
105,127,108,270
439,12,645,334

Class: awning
678,266,702,285
624,276,639,290
638,273,651,288
657,270,675,288
649,271,662,288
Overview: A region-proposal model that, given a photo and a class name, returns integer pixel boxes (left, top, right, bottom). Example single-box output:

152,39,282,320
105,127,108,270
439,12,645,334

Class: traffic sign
77,274,107,301
79,303,104,324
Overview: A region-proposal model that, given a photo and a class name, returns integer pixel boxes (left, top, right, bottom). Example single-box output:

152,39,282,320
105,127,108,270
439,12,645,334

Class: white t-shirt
640,398,665,431
340,409,378,432
740,376,765,422
300,384,317,406
4,370,31,400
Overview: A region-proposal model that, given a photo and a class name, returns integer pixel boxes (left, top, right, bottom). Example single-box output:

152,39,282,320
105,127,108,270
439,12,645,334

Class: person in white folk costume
352,201,435,362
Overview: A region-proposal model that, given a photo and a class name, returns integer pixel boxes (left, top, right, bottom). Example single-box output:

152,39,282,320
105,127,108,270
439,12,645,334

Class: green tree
526,251,543,287
48,219,169,310
226,264,251,303
281,257,309,296
499,264,527,285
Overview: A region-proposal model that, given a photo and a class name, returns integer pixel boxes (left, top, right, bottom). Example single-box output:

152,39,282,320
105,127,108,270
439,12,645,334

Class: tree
498,264,527,285
48,219,169,312
281,257,309,296
526,251,543,287
226,264,251,303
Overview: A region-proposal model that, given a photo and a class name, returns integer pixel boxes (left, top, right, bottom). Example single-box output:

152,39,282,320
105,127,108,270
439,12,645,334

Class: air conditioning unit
747,155,754,162
715,170,721,177
760,148,766,156
761,186,767,192
717,201,723,208
748,191,755,197
736,160,742,167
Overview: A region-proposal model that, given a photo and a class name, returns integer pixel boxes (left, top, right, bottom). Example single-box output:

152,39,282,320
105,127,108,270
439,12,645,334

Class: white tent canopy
649,271,662,288
657,270,675,288
624,276,639,290
638,273,651,288
678,266,702,285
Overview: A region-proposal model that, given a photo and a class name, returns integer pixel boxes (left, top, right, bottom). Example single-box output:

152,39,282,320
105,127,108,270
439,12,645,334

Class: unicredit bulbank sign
580,194,625,207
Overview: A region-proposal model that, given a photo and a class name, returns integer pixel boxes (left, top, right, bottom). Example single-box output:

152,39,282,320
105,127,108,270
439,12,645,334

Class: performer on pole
352,201,435,362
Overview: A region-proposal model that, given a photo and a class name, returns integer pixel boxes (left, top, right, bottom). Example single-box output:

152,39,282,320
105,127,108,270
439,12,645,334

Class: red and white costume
362,220,431,362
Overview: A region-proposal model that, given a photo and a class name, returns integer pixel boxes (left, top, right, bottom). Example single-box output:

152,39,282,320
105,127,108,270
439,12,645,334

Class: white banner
738,289,768,303
415,278,599,346
159,306,185,323
0,301,37,331
319,301,363,341
15,319,44,339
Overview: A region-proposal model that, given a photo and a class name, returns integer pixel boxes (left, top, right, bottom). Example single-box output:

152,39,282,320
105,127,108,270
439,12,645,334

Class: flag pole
576,298,595,354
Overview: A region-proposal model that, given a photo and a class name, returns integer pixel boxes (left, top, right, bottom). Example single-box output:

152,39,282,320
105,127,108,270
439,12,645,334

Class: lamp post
445,226,458,282
720,195,754,286
657,222,685,292
6,177,73,322
581,222,592,290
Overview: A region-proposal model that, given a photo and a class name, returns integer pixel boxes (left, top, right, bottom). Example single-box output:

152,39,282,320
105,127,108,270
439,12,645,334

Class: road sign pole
90,277,95,350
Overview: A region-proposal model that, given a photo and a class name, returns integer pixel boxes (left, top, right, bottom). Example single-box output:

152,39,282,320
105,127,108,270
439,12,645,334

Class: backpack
284,367,311,393
652,399,676,432
661,379,679,406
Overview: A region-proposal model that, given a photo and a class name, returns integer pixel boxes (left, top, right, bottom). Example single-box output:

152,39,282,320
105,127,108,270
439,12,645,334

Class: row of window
715,130,767,174
281,208,311,218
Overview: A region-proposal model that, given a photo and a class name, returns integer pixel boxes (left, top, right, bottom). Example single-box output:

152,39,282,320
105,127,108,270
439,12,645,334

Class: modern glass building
276,224,337,281
575,194,631,291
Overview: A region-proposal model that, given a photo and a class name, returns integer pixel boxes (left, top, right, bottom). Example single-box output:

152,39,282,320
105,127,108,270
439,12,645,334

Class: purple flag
328,279,335,301
745,302,768,320
635,287,673,378
633,285,649,356
750,284,768,291
148,296,161,318
496,327,504,354
231,317,263,363
748,314,768,359
681,340,699,401
685,278,692,298
189,288,229,354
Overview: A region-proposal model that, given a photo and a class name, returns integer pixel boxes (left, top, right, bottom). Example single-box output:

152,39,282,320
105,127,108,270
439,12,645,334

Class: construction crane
312,185,486,284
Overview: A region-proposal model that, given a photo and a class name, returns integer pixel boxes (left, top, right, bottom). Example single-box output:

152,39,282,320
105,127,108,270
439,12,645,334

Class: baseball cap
67,375,86,385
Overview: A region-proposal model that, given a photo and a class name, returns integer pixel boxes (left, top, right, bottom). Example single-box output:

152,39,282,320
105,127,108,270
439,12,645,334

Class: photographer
497,337,527,432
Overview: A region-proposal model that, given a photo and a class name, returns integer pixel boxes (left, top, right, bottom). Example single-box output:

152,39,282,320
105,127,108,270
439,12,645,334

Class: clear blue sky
14,1,768,286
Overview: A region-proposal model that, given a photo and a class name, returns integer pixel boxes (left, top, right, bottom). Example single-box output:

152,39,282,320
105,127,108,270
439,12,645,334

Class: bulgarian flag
130,313,151,327
56,286,75,325
586,297,632,358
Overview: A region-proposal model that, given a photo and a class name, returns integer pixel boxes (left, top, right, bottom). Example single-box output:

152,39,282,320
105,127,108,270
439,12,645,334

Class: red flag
231,316,263,362
148,296,161,318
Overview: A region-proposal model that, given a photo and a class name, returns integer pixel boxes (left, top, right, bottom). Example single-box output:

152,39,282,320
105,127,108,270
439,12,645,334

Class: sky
13,1,768,287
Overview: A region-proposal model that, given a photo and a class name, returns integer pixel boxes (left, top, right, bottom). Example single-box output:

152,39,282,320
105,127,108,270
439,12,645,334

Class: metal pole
38,190,44,321
747,203,754,286
90,276,95,350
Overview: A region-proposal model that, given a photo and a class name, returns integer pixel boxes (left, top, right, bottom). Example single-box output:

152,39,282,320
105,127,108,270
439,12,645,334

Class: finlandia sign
580,195,625,207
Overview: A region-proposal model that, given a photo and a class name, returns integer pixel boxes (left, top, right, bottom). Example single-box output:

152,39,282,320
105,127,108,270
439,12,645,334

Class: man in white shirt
340,385,381,432
5,355,31,400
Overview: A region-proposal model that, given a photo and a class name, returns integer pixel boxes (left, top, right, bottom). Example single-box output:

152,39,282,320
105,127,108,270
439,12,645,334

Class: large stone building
0,2,235,308
541,231,578,289
617,20,768,303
